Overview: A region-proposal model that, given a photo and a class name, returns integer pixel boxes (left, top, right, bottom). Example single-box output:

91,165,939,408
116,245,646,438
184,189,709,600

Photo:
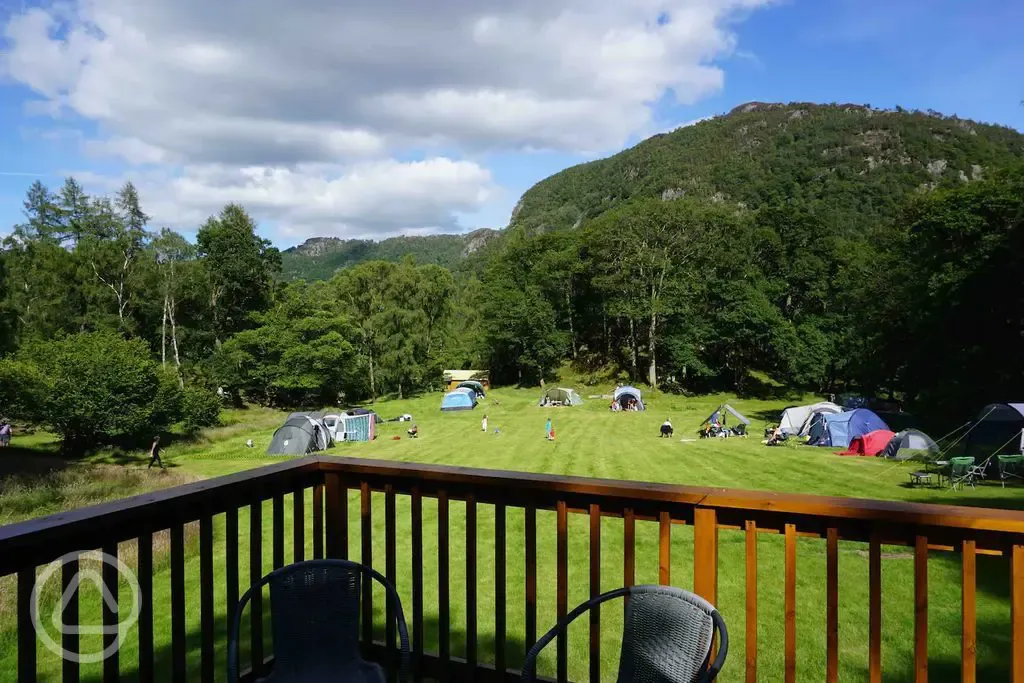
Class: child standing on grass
148,435,165,469
482,414,488,432
545,417,554,441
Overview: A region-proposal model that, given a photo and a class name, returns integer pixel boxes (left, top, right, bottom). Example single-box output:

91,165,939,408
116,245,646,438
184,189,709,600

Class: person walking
482,414,488,432
545,417,553,441
0,420,11,448
148,435,165,469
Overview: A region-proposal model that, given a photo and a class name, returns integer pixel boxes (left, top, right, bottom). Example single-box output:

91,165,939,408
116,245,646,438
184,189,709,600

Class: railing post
693,507,717,604
1012,543,1024,683
324,473,347,559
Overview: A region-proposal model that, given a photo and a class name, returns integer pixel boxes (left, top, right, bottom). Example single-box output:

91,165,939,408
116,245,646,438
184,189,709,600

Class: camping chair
228,559,410,683
521,585,728,683
948,456,982,490
996,454,1024,487
733,424,748,437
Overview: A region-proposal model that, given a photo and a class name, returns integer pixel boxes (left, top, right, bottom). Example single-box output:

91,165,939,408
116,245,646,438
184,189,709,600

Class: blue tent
810,409,888,448
441,387,478,411
612,385,645,411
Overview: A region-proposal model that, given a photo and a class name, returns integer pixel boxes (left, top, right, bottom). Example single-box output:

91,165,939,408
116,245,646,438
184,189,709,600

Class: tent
966,403,1024,458
457,380,486,398
882,429,941,461
612,386,645,411
809,409,889,448
837,429,895,457
441,387,478,411
778,402,842,436
340,413,376,441
701,404,750,427
267,414,333,455
345,407,382,424
539,387,583,406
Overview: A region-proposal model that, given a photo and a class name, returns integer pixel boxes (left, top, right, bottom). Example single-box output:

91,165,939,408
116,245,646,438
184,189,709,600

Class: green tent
538,387,583,406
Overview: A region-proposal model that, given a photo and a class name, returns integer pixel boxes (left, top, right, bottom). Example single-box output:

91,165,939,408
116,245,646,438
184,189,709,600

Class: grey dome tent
539,387,583,406
966,403,1024,458
778,402,842,436
456,380,486,398
881,429,940,461
268,413,333,455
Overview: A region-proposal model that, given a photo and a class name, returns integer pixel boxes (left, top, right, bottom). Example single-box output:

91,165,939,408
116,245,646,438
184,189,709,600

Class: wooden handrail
3,454,1024,683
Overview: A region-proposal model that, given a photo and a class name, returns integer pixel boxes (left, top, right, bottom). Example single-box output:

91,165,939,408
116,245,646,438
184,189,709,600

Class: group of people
610,399,640,412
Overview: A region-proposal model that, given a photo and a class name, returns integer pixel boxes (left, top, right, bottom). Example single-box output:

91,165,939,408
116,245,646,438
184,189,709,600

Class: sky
1,0,1022,249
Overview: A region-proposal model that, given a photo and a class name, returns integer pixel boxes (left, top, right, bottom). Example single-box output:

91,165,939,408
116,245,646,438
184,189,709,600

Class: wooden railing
1,455,1023,682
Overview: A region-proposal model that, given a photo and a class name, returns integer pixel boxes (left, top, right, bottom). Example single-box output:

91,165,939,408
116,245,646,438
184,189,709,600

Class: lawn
1,386,1021,682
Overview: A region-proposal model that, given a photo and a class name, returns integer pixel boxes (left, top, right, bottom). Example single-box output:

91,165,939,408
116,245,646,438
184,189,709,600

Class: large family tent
539,387,583,406
838,429,895,457
340,412,376,441
456,380,486,398
441,387,478,411
809,409,889,449
778,402,842,436
267,413,333,455
613,386,645,410
345,407,382,424
701,404,751,428
882,429,941,461
966,403,1024,458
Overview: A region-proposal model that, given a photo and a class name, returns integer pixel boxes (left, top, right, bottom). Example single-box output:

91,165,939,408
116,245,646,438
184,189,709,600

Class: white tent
779,402,842,436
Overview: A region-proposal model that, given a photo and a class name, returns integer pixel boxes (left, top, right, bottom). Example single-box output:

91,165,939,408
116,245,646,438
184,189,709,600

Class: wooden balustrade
1,455,1024,682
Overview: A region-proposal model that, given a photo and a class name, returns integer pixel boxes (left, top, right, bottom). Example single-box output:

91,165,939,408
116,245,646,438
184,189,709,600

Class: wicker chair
521,585,728,683
228,559,410,683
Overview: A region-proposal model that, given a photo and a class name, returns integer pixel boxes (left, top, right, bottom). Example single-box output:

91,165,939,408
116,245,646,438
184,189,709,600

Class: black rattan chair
521,585,728,683
228,559,410,683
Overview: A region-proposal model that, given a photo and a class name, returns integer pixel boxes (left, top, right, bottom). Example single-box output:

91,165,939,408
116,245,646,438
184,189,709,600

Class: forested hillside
511,102,1024,233
1,102,1023,453
280,229,499,281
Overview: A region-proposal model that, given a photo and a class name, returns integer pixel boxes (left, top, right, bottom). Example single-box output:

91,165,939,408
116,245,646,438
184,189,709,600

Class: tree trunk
169,295,183,389
647,311,658,387
368,351,376,403
161,296,168,366
628,318,638,381
565,289,577,359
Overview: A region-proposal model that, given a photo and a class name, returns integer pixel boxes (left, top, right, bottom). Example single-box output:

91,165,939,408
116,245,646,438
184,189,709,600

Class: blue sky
1,0,1022,248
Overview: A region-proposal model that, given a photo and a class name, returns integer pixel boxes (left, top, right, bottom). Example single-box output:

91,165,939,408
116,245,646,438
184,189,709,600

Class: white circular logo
31,550,142,663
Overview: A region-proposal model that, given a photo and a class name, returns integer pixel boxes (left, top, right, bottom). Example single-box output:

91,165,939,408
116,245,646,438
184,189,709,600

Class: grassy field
1,385,1021,682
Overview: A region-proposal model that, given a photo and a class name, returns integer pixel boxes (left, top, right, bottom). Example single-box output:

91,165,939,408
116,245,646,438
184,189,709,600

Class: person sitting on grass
660,418,673,438
407,424,419,438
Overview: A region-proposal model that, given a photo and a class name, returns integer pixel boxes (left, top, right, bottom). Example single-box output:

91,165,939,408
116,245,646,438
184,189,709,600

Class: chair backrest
950,456,974,476
229,559,410,683
520,585,726,683
268,562,365,680
617,586,716,683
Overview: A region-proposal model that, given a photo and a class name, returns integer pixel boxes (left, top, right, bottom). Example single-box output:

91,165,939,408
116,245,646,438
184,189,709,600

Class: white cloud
74,159,495,242
1,0,773,239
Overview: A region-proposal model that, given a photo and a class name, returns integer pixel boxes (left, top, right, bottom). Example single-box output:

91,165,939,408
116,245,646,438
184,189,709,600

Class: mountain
509,102,1024,233
280,228,500,281
280,102,1024,280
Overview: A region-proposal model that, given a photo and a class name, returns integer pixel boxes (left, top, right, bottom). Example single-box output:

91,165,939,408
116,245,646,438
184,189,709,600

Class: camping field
1,386,1021,682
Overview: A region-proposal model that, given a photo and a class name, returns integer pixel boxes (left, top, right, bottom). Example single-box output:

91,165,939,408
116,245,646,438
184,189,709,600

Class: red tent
837,429,896,456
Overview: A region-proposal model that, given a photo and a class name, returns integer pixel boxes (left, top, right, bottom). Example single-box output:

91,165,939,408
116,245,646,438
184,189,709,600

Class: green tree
196,204,281,345
0,332,190,454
